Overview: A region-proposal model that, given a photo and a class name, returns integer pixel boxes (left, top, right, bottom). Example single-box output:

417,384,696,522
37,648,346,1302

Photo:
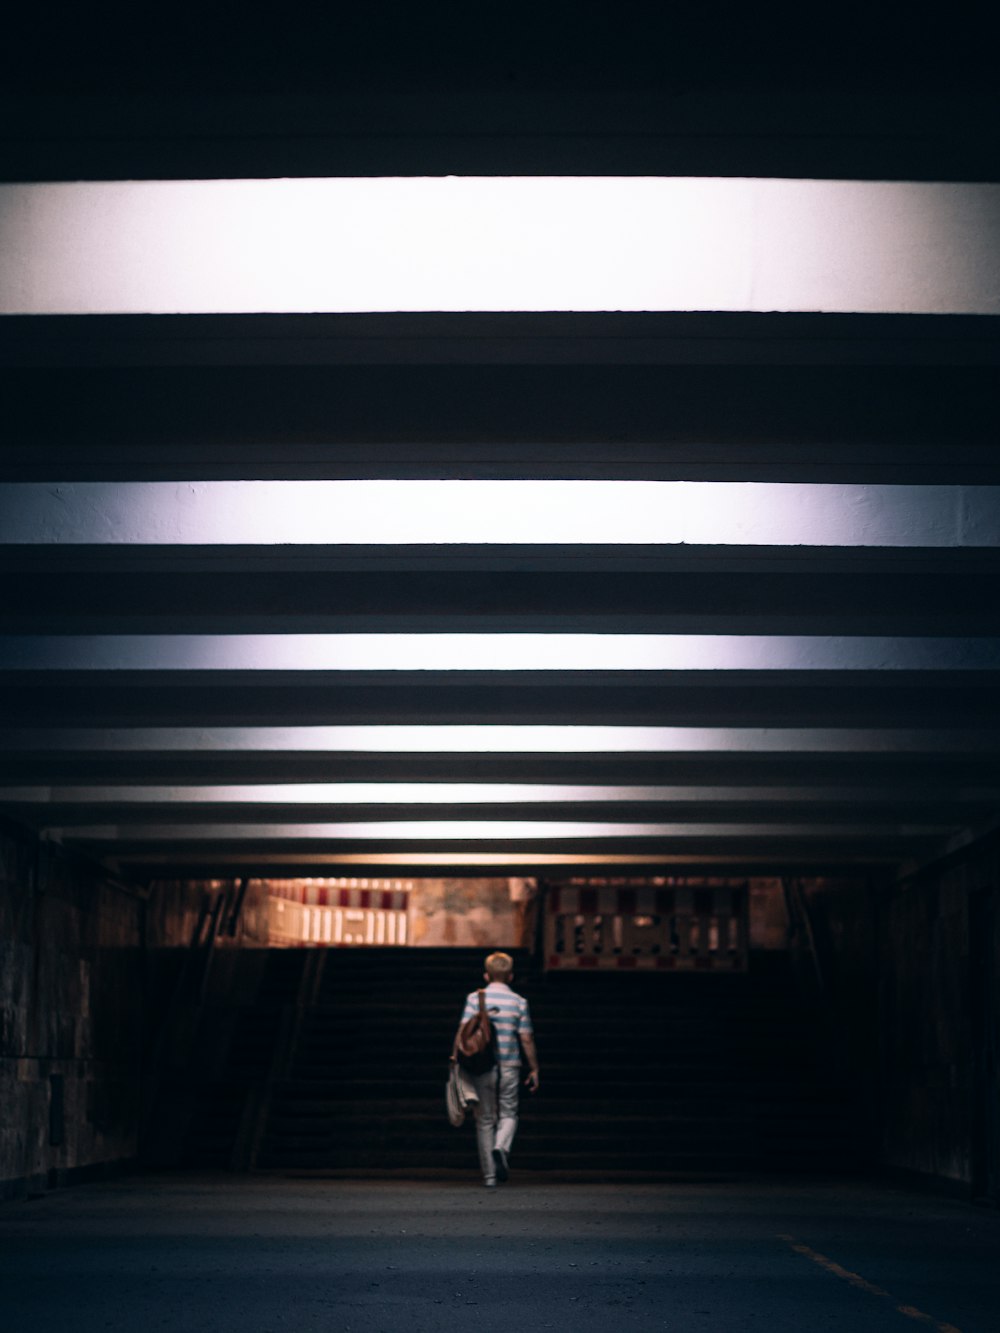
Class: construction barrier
544,880,749,971
265,878,412,946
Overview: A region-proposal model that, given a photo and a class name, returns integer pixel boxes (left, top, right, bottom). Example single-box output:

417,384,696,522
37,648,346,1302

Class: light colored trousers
471,1063,520,1182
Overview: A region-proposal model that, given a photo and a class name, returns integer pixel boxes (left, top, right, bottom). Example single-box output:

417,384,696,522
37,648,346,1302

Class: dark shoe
492,1147,509,1182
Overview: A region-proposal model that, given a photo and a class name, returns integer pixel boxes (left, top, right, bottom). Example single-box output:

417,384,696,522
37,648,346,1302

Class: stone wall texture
1,857,275,1194
0,826,144,1198
880,841,999,1196
410,877,519,947
801,846,999,1197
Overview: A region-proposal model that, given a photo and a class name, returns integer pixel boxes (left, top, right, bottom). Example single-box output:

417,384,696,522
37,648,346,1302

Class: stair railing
528,880,549,979
231,948,327,1171
781,877,843,1073
782,878,825,995
140,880,246,1159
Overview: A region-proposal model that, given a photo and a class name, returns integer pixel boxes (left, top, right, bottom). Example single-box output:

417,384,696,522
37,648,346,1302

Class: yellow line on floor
776,1235,963,1333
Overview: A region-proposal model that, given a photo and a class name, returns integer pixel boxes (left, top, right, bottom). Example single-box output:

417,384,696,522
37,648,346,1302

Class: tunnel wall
878,838,999,1197
799,876,882,1159
804,842,1000,1199
410,877,521,947
139,878,272,1168
0,828,276,1197
0,824,144,1200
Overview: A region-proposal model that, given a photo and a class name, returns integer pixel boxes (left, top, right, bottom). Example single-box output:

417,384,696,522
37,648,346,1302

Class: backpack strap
479,987,499,1069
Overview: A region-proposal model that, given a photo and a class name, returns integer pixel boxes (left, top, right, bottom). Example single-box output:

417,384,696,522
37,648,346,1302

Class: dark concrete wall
800,875,882,1160
145,877,270,951
139,878,272,1167
0,825,144,1199
0,833,275,1196
879,841,1000,1197
801,844,1000,1199
410,877,519,947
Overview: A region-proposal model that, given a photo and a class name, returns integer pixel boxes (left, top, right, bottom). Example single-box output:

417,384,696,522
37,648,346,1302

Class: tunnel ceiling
1,14,999,882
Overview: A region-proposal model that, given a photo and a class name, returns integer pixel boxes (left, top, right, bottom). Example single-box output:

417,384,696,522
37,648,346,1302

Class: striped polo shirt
461,981,533,1068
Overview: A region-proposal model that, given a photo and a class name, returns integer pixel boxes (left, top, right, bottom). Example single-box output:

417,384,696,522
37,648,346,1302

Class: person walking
451,951,539,1188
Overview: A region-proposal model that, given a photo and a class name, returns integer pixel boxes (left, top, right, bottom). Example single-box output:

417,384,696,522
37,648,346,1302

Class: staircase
258,948,516,1172
254,947,865,1178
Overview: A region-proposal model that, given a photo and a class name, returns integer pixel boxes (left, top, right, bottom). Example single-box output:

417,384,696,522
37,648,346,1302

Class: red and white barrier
267,878,411,946
268,881,410,912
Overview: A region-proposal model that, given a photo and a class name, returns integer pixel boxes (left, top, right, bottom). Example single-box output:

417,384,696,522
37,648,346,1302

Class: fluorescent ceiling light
2,726,997,754
2,178,999,314
2,783,985,805
103,852,815,867
52,820,952,841
1,481,996,547
3,634,999,672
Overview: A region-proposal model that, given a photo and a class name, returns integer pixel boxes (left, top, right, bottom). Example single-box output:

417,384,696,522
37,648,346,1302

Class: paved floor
0,1174,998,1332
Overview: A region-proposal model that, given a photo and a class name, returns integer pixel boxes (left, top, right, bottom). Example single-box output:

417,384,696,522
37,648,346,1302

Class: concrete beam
4,88,998,182
3,438,1000,489
5,313,1000,371
3,179,1000,315
5,682,995,732
4,756,998,796
63,831,953,876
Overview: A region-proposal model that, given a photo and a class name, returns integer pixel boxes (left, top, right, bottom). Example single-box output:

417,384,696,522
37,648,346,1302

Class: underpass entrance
258,875,754,972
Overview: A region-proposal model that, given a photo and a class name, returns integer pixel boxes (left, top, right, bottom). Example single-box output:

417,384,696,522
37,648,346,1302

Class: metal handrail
140,881,246,1155
781,877,843,1073
783,877,827,1000
231,949,327,1171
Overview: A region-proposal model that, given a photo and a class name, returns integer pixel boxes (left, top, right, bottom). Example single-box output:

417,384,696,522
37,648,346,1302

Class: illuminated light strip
2,178,999,315
49,820,954,841
1,782,991,804
2,634,999,672
109,852,907,866
0,481,997,547
777,1236,963,1333
3,726,999,753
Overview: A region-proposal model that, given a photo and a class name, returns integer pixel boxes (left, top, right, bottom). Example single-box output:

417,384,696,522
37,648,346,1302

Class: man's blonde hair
484,951,514,981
